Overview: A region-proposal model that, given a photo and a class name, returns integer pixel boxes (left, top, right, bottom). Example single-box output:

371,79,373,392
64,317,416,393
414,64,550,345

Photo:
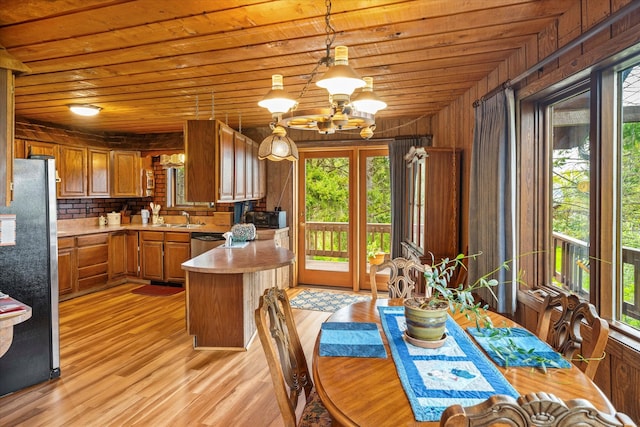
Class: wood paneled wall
430,0,640,421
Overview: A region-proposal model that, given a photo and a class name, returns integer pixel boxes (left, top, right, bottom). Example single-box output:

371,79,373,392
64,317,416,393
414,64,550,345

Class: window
166,167,208,208
536,56,640,333
618,62,640,330
548,90,591,299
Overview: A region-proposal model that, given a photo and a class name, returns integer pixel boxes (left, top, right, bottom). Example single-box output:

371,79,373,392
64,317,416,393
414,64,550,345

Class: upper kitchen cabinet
184,120,265,203
110,150,141,197
88,148,110,197
56,146,140,199
58,145,87,198
0,51,30,206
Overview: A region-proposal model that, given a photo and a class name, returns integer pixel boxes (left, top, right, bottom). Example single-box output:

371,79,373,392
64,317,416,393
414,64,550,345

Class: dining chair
370,256,426,300
254,287,332,427
439,392,637,427
536,291,609,379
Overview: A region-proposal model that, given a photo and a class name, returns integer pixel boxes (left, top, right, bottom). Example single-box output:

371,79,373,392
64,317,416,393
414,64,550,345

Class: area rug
289,289,370,312
131,285,184,297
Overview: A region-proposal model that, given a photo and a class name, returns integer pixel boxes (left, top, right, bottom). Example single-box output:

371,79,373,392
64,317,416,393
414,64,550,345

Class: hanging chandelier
257,0,386,154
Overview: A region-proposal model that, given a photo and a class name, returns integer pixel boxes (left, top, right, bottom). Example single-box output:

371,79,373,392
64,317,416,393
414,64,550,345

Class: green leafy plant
366,239,384,259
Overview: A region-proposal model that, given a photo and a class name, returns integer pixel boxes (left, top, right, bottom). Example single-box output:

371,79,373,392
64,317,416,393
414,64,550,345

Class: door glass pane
549,91,591,297
366,155,391,265
619,64,640,330
304,157,350,271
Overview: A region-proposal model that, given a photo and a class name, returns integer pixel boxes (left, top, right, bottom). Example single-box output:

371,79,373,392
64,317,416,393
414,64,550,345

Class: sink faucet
181,211,190,225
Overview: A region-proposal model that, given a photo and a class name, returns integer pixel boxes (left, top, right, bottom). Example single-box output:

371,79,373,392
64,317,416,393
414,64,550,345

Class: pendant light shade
258,125,298,161
316,46,365,103
352,77,387,115
258,75,297,116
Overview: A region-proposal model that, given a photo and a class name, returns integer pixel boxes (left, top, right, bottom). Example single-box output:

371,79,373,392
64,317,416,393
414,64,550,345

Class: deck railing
305,221,391,260
553,231,640,321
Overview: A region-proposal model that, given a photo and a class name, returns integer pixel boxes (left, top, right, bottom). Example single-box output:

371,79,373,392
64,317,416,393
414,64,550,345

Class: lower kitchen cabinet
77,233,109,291
109,231,127,280
125,230,139,277
58,237,76,296
140,231,190,284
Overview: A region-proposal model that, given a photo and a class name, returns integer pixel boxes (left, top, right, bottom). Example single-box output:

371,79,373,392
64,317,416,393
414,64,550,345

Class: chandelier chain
293,0,335,108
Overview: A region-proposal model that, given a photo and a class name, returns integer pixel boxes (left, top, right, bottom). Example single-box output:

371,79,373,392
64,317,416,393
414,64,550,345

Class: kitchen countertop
57,219,289,238
181,239,294,274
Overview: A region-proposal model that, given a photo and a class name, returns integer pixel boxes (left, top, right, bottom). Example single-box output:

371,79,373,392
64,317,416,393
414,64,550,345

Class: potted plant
404,253,505,346
366,239,387,265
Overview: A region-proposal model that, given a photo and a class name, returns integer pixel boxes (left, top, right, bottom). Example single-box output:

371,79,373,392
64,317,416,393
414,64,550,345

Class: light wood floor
0,284,333,427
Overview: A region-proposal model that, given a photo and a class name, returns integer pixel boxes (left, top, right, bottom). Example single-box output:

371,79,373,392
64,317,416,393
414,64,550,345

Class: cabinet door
140,232,164,281
234,133,247,200
89,148,110,197
218,124,235,201
258,150,266,199
164,241,190,284
109,231,127,280
25,141,58,159
111,150,141,197
58,145,87,198
126,231,139,277
58,237,76,296
76,234,109,291
185,120,217,202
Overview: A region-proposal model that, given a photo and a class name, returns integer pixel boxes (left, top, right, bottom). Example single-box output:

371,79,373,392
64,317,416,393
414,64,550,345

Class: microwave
245,211,286,229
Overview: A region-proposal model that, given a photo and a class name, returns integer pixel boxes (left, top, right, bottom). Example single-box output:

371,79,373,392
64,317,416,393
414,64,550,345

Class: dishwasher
190,232,226,257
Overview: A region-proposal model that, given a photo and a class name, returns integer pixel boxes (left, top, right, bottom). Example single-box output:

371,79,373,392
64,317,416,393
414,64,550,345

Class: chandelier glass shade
351,77,387,115
257,74,297,116
258,125,299,162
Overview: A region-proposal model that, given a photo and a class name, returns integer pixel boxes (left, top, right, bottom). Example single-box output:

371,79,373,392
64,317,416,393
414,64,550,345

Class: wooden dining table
312,298,616,427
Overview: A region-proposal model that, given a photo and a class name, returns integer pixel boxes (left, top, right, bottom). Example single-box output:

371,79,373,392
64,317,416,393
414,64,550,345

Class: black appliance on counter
0,158,60,397
244,211,286,229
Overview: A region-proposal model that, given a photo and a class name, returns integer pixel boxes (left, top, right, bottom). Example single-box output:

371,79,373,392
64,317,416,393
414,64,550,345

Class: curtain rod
475,0,640,105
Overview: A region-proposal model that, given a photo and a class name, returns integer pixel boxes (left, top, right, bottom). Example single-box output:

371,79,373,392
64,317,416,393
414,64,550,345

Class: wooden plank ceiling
0,0,575,135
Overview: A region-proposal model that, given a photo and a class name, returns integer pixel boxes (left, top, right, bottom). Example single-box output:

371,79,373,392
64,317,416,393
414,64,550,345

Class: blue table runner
319,322,387,358
378,306,519,422
466,326,571,369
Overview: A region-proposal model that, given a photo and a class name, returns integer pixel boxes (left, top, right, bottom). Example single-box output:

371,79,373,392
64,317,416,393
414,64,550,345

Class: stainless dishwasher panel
190,232,226,257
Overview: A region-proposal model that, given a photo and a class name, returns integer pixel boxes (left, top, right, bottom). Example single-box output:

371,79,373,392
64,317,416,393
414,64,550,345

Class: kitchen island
181,239,294,350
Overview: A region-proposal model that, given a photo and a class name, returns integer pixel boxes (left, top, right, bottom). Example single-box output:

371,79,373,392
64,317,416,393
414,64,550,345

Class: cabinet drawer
165,232,190,243
140,231,164,241
58,236,75,249
78,262,108,279
78,273,109,290
76,233,108,247
77,245,109,267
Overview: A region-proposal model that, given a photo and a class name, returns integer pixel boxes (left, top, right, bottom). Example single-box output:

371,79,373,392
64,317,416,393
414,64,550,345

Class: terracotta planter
404,298,448,343
368,252,386,265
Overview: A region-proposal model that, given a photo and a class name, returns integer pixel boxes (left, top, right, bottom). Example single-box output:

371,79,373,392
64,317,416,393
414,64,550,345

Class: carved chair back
439,392,637,427
370,256,426,299
255,287,331,427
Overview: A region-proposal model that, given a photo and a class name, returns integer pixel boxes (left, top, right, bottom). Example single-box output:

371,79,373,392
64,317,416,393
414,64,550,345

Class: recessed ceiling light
68,104,101,116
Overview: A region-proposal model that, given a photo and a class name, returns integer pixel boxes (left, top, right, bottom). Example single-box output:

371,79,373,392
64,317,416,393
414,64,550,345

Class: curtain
389,135,431,259
468,88,517,315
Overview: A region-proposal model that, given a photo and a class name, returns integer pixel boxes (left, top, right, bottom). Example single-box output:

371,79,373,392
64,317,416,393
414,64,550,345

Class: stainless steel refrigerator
0,158,60,396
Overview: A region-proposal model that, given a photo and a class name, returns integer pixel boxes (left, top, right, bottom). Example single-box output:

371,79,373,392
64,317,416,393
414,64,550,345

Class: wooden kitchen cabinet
140,231,164,282
111,150,141,197
88,148,110,197
126,230,139,277
109,231,127,281
58,237,76,296
140,231,190,284
185,119,265,203
218,123,235,202
163,232,190,284
76,233,109,291
234,132,247,200
58,145,87,198
25,140,58,159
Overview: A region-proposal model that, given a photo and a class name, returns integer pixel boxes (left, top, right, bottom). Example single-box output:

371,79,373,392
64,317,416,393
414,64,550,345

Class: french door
297,146,390,290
